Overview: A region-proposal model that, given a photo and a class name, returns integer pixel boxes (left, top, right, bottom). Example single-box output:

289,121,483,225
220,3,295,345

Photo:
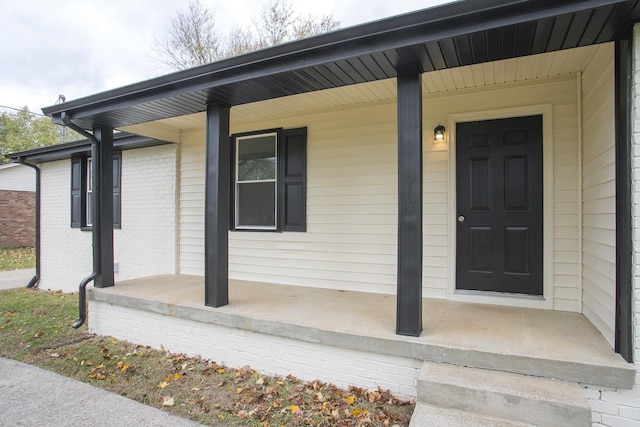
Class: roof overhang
42,0,640,130
8,132,173,163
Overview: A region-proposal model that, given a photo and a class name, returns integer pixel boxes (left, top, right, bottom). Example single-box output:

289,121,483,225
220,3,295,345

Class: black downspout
12,159,40,288
61,113,100,329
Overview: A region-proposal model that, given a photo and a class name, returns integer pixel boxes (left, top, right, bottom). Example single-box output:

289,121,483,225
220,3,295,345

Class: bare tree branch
152,0,341,70
152,0,221,70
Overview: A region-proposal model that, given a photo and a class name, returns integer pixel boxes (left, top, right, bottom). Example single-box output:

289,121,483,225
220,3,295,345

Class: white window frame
86,157,93,227
235,132,278,230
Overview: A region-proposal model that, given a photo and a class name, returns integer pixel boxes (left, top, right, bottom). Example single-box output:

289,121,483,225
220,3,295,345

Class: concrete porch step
415,361,592,427
409,403,535,427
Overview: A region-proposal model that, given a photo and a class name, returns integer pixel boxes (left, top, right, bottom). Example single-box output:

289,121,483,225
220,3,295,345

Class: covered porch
88,274,634,396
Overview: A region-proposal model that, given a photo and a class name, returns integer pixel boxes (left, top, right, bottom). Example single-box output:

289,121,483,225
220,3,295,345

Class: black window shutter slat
70,156,85,228
112,152,122,229
280,128,307,231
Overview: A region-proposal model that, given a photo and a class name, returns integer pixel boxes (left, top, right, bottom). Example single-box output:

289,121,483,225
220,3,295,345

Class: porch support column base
205,103,231,308
396,64,423,337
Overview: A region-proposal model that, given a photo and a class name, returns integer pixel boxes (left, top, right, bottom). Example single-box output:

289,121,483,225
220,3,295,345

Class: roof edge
8,132,174,163
42,0,627,120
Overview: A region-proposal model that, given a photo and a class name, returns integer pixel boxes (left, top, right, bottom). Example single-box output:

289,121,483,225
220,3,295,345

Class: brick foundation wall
88,301,421,399
0,190,35,248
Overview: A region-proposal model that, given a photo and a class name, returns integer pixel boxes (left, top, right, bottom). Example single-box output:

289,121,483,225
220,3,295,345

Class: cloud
1,0,452,111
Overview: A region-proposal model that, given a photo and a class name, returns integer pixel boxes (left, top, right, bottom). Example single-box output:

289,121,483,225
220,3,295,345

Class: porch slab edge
87,287,635,389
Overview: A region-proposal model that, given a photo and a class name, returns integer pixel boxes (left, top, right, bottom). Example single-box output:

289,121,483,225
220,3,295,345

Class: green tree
0,107,81,163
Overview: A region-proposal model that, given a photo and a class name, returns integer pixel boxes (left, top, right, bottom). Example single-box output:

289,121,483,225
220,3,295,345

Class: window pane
237,135,276,181
237,182,276,228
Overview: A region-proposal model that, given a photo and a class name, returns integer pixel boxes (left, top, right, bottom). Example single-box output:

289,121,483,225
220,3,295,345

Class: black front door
456,115,543,295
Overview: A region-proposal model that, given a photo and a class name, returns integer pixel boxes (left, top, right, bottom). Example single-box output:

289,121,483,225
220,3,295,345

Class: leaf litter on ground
0,288,414,426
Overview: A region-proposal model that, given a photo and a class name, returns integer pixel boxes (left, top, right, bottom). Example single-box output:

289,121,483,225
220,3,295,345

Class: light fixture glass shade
434,125,446,142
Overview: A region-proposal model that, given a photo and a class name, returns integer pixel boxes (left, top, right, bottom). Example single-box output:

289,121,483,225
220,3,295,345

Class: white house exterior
10,1,640,425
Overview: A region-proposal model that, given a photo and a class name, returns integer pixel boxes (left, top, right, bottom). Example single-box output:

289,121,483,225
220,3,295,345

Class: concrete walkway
0,268,35,290
0,358,201,427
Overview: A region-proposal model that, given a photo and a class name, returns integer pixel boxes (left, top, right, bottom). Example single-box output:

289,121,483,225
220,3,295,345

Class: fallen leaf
236,387,244,394
162,396,174,406
289,405,300,414
50,353,59,358
158,381,169,389
215,368,225,374
172,373,181,380
256,377,265,385
109,337,117,344
346,395,355,405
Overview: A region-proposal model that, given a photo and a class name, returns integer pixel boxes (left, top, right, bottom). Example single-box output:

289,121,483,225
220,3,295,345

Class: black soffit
43,0,640,130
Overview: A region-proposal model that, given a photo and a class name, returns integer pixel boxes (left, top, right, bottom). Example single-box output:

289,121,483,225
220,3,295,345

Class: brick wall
88,301,421,399
38,144,177,292
0,190,35,248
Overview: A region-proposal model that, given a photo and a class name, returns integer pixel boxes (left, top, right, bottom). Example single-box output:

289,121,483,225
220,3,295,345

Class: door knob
457,215,465,223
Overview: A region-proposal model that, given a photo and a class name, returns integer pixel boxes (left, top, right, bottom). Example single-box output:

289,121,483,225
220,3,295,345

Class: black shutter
280,128,307,231
229,136,236,231
70,156,85,228
112,152,122,229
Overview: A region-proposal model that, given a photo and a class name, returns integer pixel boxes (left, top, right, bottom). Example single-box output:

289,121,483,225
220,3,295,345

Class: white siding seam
577,71,584,314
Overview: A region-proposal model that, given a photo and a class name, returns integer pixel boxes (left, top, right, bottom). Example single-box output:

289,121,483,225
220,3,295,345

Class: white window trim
86,157,93,227
235,132,278,230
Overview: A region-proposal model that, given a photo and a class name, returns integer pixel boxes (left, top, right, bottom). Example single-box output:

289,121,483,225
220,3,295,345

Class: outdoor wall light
434,124,446,142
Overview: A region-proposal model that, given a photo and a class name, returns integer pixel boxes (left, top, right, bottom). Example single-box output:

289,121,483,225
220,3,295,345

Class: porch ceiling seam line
43,0,634,129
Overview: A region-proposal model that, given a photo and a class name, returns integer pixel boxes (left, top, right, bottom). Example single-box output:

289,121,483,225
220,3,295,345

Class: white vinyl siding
178,73,581,309
180,103,399,294
0,164,35,192
581,43,616,346
425,75,579,308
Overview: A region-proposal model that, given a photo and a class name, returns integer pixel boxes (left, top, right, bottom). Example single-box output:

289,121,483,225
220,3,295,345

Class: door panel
456,115,543,295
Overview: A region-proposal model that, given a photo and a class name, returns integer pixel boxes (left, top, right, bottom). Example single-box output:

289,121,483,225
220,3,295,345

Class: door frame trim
447,104,554,309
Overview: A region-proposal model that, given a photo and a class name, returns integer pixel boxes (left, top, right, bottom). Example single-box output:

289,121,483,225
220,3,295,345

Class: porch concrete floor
89,275,635,389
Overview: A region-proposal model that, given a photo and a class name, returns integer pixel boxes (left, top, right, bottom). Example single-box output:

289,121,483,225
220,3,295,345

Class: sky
0,0,454,115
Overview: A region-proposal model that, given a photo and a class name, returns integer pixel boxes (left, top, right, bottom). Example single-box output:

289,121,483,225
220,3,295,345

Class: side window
231,127,306,232
235,132,278,230
70,153,121,229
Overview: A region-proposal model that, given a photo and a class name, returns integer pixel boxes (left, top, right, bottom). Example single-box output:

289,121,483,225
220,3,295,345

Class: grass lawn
0,288,414,426
0,247,35,271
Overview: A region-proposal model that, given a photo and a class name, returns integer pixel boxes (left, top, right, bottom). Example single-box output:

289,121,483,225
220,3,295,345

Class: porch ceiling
44,0,640,131
122,44,603,135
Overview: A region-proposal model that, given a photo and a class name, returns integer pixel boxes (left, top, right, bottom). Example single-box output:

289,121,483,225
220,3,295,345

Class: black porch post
204,103,230,307
396,64,423,336
615,30,633,363
92,126,114,288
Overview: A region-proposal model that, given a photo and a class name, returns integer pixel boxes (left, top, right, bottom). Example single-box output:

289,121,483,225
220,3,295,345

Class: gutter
11,159,40,288
61,113,100,329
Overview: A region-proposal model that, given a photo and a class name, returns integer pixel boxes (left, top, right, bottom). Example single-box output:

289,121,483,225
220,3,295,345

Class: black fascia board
41,0,630,128
8,133,173,163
